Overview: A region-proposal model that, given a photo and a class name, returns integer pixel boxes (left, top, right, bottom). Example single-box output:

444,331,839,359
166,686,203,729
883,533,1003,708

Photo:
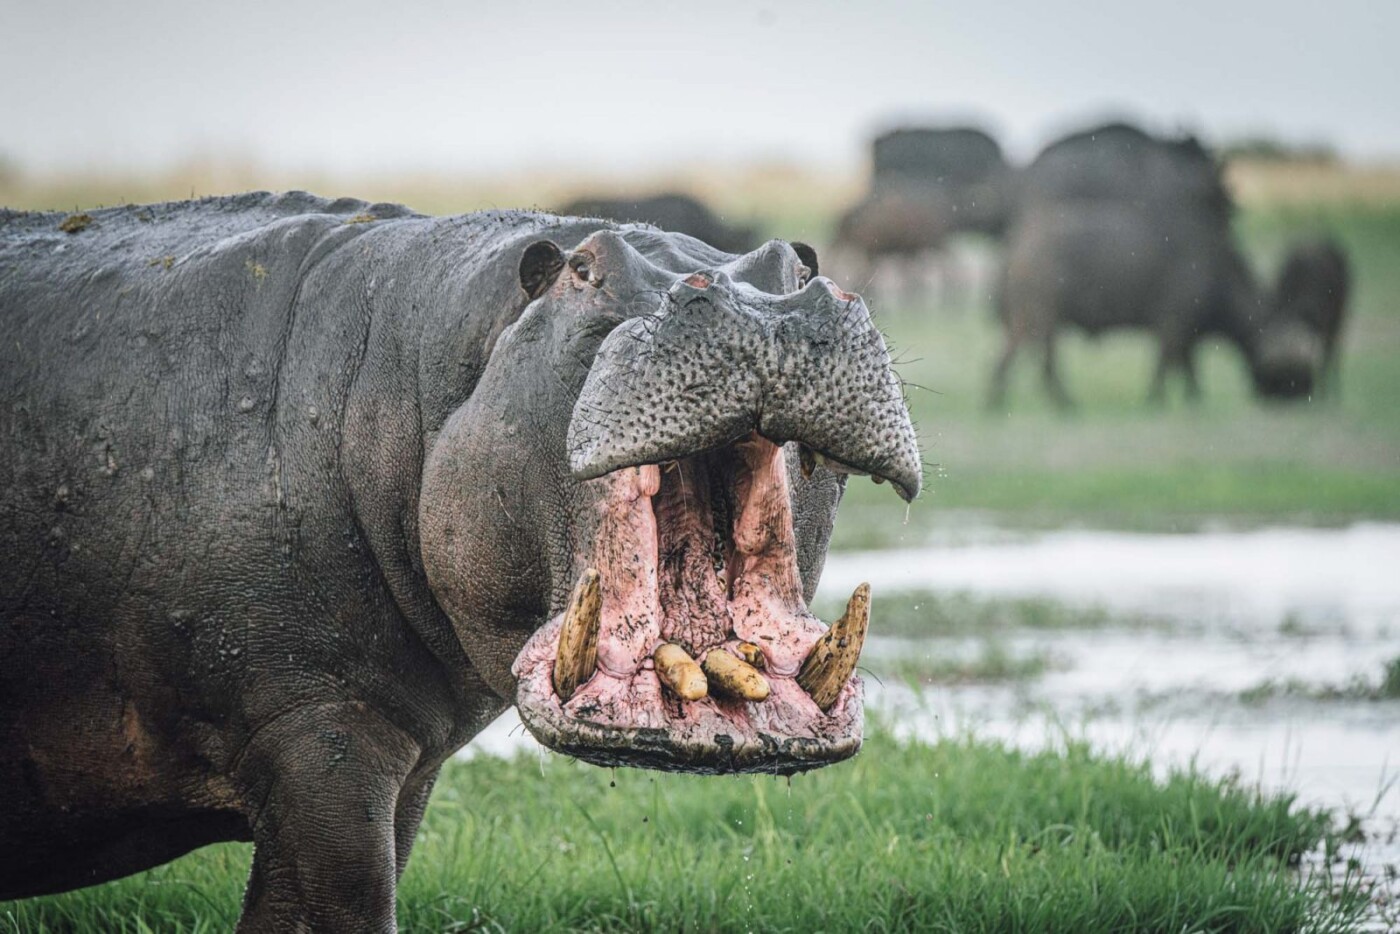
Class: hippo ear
791,242,819,283
520,240,566,300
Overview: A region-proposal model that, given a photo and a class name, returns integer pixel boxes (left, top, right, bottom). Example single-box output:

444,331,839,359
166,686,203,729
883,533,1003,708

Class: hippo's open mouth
513,434,870,775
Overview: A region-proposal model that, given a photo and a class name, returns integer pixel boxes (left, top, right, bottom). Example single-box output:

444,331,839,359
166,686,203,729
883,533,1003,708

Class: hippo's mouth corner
511,434,870,775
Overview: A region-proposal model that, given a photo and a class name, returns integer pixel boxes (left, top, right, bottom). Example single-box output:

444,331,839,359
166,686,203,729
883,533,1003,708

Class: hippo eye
569,252,600,287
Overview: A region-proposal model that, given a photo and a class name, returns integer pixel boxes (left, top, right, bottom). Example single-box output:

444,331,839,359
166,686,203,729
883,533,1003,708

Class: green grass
1239,654,1400,704
812,589,1170,639
866,640,1061,685
2,733,1366,933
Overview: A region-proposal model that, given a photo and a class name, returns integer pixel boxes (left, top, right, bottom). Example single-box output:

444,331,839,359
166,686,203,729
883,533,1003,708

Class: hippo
0,192,920,930
990,201,1318,407
1273,237,1350,395
556,192,759,255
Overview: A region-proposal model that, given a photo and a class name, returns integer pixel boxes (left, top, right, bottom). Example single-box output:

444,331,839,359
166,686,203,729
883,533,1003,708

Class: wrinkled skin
1272,238,1350,396
991,202,1319,407
0,192,918,930
557,192,758,255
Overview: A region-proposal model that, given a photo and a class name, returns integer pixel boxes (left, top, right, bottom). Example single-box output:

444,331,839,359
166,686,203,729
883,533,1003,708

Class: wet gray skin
0,192,919,930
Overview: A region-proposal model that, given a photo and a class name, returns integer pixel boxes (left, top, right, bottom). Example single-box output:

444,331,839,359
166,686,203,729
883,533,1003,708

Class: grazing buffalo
1013,121,1232,225
1273,237,1351,395
834,126,1010,304
556,192,758,254
0,192,919,930
990,202,1318,407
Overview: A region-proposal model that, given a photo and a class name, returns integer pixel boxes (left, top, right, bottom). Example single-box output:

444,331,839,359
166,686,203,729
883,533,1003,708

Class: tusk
654,644,708,700
799,444,816,479
797,582,870,712
703,649,771,702
553,568,602,701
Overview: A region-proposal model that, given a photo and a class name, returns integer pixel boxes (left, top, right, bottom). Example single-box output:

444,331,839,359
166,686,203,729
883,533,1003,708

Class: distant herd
562,121,1350,407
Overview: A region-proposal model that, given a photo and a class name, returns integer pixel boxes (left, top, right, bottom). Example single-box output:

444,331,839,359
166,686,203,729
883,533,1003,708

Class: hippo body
1,193,918,929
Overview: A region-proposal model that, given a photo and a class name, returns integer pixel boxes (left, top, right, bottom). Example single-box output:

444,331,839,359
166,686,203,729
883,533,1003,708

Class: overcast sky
3,0,1396,175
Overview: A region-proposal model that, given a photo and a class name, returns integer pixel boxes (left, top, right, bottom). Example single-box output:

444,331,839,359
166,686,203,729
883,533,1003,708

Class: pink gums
512,437,862,773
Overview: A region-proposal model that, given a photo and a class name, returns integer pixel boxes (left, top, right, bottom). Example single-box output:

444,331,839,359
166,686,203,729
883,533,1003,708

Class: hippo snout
566,270,922,501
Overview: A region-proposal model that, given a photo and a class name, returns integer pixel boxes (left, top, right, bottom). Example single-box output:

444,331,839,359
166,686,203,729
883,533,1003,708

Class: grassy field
1,731,1367,933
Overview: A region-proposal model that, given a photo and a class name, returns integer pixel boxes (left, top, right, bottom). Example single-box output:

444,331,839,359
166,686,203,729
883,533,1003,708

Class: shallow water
467,523,1400,916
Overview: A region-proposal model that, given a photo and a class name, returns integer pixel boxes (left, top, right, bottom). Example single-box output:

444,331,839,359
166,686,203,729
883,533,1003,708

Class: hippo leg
235,704,420,933
392,768,440,879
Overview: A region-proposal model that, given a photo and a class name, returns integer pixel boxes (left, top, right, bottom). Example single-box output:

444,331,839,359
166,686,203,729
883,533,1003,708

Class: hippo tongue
510,434,871,775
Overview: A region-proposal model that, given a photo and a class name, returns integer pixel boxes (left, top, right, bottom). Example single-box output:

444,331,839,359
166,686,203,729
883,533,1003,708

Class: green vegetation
1240,654,1400,704
812,589,1170,639
866,639,1061,685
2,733,1365,933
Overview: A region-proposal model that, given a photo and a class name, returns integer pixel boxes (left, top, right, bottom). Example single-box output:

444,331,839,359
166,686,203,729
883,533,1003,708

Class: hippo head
420,227,920,775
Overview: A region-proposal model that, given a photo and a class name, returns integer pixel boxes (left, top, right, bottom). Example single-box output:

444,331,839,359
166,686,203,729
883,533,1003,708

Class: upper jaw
511,435,872,775
565,274,923,502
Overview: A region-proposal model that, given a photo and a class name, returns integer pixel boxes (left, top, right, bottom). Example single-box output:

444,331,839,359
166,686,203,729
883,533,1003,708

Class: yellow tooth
703,649,771,702
654,644,708,701
797,582,870,712
553,569,602,702
735,642,765,669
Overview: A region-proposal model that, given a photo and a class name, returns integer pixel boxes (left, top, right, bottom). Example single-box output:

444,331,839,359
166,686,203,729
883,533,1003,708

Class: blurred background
5,0,1398,916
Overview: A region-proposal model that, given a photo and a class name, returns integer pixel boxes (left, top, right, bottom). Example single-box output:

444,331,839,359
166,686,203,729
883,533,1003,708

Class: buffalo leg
1149,327,1193,406
235,704,420,933
1181,344,1202,402
988,328,1024,409
1040,332,1073,410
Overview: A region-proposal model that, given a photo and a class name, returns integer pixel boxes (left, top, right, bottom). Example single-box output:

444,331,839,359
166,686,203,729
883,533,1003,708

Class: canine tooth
553,568,602,701
872,475,885,485
654,644,708,700
799,444,816,479
703,650,770,702
797,582,870,712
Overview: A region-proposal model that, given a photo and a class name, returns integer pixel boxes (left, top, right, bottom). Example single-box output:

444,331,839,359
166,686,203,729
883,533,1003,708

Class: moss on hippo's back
58,212,93,233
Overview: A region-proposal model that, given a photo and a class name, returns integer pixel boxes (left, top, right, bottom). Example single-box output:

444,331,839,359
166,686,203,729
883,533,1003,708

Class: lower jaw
513,614,864,775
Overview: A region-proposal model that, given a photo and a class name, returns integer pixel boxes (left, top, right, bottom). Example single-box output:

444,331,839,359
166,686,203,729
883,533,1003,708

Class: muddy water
468,523,1400,914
